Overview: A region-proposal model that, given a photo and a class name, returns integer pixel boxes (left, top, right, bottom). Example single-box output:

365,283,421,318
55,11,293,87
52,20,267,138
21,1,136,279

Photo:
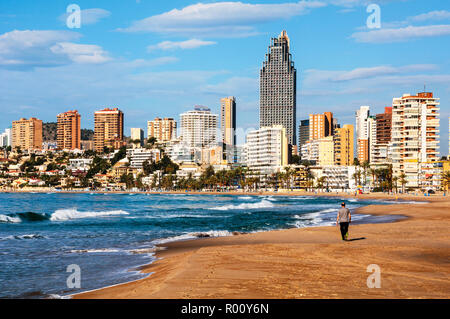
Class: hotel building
391,92,440,189
57,110,81,150
260,30,297,146
94,108,124,152
147,118,177,142
180,106,218,148
12,117,43,151
246,125,288,173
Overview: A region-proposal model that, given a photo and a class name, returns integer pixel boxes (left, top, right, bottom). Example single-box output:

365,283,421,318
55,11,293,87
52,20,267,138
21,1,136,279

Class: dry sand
73,194,450,299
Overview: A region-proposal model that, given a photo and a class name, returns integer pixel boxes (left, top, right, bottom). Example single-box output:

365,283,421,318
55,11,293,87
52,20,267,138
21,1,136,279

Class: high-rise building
260,30,297,146
298,119,310,153
367,116,377,163
180,106,218,148
309,112,333,141
391,92,440,189
220,97,236,147
57,110,81,150
130,128,144,147
246,125,288,173
220,97,237,163
0,128,11,147
334,124,354,166
94,108,124,152
356,106,371,163
12,118,43,151
147,118,177,142
372,107,392,164
318,136,335,166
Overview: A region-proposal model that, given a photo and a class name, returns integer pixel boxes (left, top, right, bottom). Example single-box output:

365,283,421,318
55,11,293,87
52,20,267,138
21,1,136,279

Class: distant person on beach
336,202,351,241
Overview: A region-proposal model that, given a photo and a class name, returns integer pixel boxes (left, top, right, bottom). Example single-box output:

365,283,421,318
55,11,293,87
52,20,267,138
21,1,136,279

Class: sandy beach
72,194,450,299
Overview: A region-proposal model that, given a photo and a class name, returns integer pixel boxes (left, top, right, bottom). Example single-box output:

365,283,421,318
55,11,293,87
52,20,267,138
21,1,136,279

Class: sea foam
50,209,129,221
208,199,274,211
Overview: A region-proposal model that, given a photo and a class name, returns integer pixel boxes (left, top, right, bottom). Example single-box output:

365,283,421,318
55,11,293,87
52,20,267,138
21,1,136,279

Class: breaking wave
208,199,274,211
152,230,234,245
50,209,129,221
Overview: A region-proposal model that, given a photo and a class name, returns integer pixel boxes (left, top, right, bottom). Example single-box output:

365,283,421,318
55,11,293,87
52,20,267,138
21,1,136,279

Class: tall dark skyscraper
260,30,297,146
298,119,310,151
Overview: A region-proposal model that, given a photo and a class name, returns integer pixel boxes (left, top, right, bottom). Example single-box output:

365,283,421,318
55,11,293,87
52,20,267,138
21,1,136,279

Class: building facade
12,117,43,151
356,106,370,163
94,108,124,152
57,110,81,150
147,118,177,142
260,30,297,146
246,125,288,173
391,92,440,189
372,107,392,164
309,112,333,141
180,106,218,148
0,128,11,147
298,119,310,155
334,124,354,166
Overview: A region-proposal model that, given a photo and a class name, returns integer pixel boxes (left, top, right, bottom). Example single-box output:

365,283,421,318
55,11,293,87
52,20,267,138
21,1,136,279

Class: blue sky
0,0,449,155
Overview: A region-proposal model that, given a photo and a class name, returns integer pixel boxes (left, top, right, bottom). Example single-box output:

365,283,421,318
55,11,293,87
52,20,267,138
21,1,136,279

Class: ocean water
0,192,405,298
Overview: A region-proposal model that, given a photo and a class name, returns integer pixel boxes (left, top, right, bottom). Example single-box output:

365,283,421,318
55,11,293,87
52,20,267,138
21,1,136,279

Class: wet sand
74,195,450,299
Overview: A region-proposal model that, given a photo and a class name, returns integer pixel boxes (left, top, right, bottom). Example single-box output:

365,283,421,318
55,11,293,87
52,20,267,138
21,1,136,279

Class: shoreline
73,194,450,299
1,188,447,202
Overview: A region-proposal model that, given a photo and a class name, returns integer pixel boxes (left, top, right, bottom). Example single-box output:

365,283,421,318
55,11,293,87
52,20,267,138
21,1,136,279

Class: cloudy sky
0,0,449,155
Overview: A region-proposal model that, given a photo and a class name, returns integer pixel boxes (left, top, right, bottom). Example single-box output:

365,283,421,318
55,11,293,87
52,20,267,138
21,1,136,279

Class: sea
0,192,411,299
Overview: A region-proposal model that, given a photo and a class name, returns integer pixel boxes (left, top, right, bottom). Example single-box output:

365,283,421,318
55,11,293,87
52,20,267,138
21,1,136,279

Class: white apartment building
321,166,358,191
0,129,11,147
246,125,288,174
126,148,161,169
130,128,144,146
391,92,440,190
180,106,218,148
368,116,377,163
68,159,93,172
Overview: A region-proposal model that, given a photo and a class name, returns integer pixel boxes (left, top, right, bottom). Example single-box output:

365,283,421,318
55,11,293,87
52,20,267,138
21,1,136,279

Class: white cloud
120,1,325,36
59,8,111,26
50,42,111,64
409,10,450,23
148,39,217,51
303,64,437,85
0,30,111,69
351,25,450,43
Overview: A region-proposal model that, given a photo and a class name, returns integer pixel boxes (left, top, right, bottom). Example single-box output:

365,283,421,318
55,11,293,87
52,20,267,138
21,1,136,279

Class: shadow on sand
346,237,366,242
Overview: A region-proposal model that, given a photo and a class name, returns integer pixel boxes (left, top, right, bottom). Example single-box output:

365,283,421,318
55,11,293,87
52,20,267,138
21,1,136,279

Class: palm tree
399,173,407,193
442,171,450,193
317,176,326,192
392,176,399,194
362,161,370,187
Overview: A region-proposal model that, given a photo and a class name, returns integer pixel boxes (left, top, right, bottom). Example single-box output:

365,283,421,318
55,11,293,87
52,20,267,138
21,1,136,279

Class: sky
0,0,449,155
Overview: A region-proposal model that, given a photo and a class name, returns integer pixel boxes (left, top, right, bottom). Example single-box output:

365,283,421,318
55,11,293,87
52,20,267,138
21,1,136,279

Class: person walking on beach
336,202,351,241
